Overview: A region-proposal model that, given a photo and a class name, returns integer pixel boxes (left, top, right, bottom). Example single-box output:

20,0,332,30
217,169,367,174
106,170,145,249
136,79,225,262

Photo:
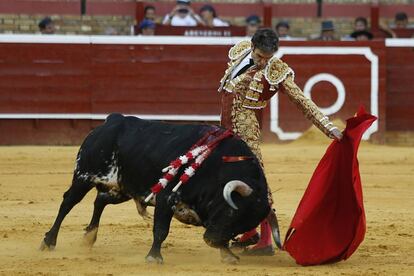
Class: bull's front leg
145,195,173,264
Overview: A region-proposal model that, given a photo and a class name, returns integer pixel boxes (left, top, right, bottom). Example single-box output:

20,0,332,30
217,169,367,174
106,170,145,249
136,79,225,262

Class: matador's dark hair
251,28,279,54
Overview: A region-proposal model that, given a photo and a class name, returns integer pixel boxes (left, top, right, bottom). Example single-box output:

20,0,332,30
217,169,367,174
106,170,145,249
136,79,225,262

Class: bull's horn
223,180,253,210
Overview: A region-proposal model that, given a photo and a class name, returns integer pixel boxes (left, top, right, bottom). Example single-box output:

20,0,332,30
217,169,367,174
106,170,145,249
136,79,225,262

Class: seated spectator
38,17,55,34
350,30,373,41
162,0,203,27
245,15,261,37
354,17,369,32
275,21,291,39
138,19,156,36
344,17,374,40
144,5,156,22
199,4,229,27
394,12,409,29
316,20,336,41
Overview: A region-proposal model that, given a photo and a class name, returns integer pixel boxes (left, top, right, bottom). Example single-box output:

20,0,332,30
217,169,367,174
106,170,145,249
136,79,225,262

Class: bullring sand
0,130,413,275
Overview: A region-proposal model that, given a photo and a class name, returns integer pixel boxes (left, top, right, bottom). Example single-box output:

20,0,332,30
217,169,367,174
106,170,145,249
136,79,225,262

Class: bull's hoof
83,227,98,247
220,248,240,264
145,255,163,264
39,240,55,251
221,254,240,264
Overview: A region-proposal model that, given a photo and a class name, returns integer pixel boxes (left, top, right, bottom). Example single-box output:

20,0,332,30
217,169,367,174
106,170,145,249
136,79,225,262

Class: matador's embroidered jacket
218,40,337,142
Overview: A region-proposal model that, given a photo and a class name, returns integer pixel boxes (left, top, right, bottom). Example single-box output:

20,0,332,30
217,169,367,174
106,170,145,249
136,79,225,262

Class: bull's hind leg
40,179,93,250
220,247,240,264
146,197,173,264
83,191,130,247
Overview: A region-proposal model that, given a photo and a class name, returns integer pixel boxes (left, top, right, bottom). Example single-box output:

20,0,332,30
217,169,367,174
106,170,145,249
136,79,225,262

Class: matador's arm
281,75,341,139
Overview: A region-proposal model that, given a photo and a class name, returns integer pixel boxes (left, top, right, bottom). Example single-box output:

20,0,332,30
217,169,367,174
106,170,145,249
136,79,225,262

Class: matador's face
251,47,275,70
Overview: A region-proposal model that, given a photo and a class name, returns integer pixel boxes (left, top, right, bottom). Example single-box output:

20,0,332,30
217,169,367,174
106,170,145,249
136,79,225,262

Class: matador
218,29,343,255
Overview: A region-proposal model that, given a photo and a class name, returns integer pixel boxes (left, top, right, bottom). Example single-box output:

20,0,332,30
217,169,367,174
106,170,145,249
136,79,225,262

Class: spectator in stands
38,17,55,34
354,17,369,32
350,30,373,41
275,21,291,39
144,5,156,22
316,20,336,41
245,15,261,37
199,4,229,27
162,0,204,27
138,19,156,36
394,12,409,29
345,17,373,40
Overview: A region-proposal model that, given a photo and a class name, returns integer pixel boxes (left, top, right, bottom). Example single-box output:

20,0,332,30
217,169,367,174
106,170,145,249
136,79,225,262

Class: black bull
40,113,281,263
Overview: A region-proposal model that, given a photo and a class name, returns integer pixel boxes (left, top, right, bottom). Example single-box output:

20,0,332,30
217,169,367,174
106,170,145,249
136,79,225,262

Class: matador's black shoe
241,245,275,256
230,233,260,248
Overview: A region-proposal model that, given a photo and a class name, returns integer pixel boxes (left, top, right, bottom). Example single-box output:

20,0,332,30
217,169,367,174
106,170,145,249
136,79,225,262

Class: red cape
283,107,377,266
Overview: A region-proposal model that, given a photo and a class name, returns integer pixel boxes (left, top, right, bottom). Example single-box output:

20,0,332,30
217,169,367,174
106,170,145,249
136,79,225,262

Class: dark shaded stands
133,1,413,38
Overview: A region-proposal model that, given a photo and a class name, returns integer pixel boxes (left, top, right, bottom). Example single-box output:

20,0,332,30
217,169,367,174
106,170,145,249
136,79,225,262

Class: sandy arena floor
0,136,413,275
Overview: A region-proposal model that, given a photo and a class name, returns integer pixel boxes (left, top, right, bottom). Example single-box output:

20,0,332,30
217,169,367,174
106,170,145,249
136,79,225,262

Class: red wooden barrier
88,42,225,115
263,40,386,142
0,35,411,145
385,39,414,131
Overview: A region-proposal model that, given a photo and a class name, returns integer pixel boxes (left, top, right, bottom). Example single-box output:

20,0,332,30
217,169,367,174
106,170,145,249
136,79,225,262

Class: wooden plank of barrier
0,36,408,144
386,44,414,131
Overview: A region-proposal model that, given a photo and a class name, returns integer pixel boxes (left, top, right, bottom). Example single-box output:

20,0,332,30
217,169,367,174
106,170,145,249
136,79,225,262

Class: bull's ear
223,180,253,210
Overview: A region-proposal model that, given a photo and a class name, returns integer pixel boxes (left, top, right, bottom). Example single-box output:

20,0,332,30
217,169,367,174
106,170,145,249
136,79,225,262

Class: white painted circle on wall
303,73,346,116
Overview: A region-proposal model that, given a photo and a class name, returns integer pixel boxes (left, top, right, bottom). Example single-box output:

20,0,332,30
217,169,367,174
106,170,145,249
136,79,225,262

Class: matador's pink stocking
251,219,272,249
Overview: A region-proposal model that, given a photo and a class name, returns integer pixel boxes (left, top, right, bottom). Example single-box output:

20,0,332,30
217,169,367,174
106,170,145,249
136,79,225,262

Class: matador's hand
330,128,343,141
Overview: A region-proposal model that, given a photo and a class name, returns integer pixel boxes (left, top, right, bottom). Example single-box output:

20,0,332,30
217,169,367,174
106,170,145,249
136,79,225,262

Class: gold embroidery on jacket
249,80,264,93
223,76,243,93
230,90,274,205
253,71,263,81
231,96,262,163
219,41,252,92
245,90,260,101
228,40,251,60
242,99,267,109
265,56,294,85
282,75,333,137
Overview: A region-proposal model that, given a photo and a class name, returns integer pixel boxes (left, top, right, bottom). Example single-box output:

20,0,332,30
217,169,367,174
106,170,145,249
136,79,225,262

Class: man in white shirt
162,0,203,27
199,5,230,27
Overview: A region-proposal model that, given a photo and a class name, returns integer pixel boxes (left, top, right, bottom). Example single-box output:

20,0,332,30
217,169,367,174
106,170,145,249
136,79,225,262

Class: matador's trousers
221,92,273,205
